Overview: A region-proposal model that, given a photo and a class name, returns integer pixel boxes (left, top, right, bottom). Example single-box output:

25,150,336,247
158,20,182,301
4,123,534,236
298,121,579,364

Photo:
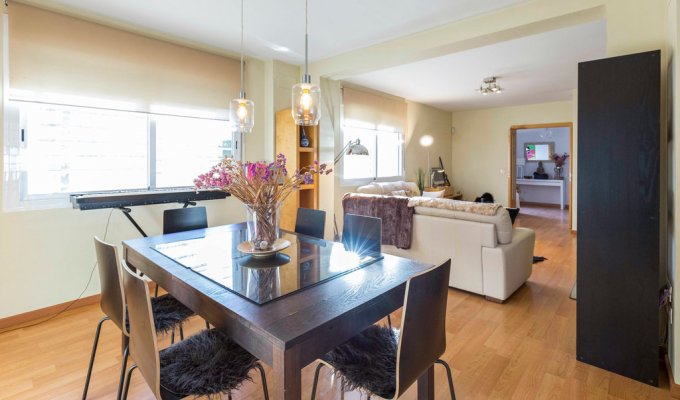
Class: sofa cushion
357,181,420,197
414,206,513,244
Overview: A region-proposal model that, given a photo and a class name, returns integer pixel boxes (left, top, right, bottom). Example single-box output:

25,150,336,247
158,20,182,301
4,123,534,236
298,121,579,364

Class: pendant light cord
239,0,245,98
303,0,310,82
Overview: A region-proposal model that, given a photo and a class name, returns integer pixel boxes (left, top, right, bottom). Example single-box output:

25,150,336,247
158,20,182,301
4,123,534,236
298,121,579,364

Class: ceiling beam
309,0,605,80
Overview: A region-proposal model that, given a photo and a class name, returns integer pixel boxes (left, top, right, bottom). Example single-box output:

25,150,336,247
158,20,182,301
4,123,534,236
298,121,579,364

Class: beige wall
450,101,573,206
0,14,267,319
330,90,452,235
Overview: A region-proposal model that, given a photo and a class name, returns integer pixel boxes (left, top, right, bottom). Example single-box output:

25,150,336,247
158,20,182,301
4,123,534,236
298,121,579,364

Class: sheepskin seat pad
158,329,258,398
125,294,194,335
323,325,398,399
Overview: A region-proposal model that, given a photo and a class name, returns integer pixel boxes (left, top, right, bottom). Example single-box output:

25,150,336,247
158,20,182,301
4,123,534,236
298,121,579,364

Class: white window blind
8,2,241,119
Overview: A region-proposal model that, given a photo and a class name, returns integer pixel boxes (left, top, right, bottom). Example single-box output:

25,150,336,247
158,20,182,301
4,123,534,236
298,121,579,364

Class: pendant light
291,0,321,126
229,0,254,133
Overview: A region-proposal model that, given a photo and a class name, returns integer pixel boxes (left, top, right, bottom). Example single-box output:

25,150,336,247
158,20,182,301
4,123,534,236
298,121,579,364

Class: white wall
516,127,571,206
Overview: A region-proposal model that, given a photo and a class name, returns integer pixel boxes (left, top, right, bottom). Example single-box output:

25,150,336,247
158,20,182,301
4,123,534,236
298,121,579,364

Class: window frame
3,100,241,211
340,123,405,187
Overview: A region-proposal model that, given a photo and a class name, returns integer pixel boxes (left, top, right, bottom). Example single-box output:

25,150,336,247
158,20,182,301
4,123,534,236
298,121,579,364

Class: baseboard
0,293,100,331
520,201,569,209
665,354,680,398
0,282,155,332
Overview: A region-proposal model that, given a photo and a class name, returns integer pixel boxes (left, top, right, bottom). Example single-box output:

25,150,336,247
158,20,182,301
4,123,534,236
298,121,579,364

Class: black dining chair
310,260,455,400
82,238,195,400
341,213,382,254
295,207,326,239
120,261,269,400
163,206,208,234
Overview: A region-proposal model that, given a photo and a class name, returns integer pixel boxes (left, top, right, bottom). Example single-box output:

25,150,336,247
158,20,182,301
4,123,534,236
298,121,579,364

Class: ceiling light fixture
476,77,503,95
291,0,321,126
229,0,255,134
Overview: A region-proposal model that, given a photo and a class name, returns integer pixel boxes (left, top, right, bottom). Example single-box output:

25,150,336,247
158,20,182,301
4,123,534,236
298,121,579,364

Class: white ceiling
344,20,606,111
31,0,526,63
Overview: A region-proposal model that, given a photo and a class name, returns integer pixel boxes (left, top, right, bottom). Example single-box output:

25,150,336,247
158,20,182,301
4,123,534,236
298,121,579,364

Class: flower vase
554,166,563,179
244,202,282,251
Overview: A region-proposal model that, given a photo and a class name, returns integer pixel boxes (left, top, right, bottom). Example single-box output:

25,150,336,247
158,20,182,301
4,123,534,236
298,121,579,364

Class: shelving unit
275,108,319,231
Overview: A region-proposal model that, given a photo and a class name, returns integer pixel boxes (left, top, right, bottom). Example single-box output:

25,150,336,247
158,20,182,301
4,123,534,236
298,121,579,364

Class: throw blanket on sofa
342,193,414,249
407,197,502,216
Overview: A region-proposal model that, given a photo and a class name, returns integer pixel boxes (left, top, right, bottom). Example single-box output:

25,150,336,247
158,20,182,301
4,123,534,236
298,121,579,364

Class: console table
516,178,565,209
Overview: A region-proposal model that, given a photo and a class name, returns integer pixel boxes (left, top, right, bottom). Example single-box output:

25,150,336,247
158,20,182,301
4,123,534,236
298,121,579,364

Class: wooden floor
0,206,673,399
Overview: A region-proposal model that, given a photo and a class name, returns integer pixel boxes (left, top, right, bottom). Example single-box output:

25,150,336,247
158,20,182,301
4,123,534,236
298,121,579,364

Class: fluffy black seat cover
323,325,398,399
159,329,258,397
126,294,194,335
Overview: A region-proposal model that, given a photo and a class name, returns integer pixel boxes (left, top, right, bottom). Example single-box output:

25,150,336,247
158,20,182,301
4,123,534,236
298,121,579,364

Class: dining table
123,222,435,400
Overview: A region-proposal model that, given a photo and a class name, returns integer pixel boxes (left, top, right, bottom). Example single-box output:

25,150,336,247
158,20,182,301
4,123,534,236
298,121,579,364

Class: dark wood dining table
123,222,435,400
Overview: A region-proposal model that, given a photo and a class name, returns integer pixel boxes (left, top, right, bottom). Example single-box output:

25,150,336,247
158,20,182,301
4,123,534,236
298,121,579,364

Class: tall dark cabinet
577,50,661,385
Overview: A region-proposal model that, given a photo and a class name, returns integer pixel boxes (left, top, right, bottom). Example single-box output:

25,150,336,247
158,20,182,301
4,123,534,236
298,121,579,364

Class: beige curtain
342,86,406,132
8,2,240,118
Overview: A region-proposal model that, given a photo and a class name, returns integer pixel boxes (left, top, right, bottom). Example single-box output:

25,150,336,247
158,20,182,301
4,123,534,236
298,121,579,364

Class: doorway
509,122,573,230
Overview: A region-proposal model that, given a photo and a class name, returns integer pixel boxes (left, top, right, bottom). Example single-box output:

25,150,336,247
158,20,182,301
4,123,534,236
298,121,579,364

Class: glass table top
152,228,383,305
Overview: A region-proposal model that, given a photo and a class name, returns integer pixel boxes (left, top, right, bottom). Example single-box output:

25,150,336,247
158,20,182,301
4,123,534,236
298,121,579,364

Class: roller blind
8,2,241,118
342,86,406,132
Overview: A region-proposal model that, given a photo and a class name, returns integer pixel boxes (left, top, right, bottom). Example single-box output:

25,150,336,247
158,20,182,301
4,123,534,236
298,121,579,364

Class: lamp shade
229,97,255,133
292,82,321,126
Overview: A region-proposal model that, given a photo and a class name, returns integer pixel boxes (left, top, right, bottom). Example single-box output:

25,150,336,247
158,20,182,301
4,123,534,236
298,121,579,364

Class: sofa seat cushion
413,205,513,244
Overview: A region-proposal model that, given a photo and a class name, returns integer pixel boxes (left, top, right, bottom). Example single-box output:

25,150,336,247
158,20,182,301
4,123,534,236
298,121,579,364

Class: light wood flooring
0,206,673,399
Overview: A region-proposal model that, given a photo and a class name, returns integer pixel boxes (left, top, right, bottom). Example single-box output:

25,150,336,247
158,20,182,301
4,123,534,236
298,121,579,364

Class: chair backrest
163,206,208,234
93,237,126,335
342,213,382,254
121,260,162,399
394,260,451,398
295,207,326,239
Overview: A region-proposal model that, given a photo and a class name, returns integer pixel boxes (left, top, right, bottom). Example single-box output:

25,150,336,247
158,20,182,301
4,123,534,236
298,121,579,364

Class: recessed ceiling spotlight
476,77,503,95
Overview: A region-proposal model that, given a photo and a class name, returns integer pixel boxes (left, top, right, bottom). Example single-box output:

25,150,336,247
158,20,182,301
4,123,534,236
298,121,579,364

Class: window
342,124,403,182
4,101,238,210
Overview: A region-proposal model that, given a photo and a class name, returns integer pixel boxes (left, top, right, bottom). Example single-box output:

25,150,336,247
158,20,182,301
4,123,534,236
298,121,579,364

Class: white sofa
355,181,535,302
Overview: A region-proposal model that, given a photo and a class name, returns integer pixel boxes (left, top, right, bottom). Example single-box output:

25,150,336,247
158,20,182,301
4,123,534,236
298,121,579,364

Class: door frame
509,122,574,230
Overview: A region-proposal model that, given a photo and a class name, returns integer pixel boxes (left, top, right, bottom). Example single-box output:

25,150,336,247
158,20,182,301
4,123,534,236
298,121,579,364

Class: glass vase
244,202,282,251
554,166,563,179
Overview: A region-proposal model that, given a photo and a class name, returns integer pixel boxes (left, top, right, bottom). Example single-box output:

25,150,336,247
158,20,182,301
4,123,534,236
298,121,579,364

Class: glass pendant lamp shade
231,0,254,134
292,81,320,126
292,0,320,126
230,96,255,133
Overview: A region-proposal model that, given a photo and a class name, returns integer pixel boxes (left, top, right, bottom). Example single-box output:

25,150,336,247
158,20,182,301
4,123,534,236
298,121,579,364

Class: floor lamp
333,139,370,240
419,135,434,186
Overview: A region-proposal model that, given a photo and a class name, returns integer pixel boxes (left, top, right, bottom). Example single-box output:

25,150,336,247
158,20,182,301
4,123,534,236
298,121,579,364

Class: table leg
561,184,564,210
271,345,302,400
417,365,434,400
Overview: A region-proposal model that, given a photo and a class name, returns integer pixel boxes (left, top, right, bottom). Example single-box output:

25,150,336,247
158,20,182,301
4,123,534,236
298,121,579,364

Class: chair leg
82,316,110,400
254,363,269,400
154,283,159,298
435,359,456,400
116,345,129,400
310,363,324,400
179,324,184,341
121,365,138,400
170,328,175,344
387,315,392,329
205,320,210,330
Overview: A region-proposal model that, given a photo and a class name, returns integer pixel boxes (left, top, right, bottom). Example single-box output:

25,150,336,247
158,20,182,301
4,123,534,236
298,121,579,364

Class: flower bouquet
551,152,569,179
195,154,331,253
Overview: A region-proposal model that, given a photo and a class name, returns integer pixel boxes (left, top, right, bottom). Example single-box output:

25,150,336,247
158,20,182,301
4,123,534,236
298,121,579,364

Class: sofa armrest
481,227,536,301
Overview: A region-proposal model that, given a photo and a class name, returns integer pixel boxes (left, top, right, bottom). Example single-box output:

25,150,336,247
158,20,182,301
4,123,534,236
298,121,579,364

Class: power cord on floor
0,208,115,335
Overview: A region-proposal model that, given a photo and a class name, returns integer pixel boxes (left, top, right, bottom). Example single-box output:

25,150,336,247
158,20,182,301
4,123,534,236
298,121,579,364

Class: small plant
416,168,425,194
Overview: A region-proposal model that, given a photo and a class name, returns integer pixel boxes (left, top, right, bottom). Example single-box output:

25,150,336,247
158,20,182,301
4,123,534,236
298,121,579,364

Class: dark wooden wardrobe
577,50,661,386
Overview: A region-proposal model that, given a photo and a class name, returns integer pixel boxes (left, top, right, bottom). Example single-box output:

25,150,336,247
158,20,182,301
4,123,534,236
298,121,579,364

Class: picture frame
524,142,555,162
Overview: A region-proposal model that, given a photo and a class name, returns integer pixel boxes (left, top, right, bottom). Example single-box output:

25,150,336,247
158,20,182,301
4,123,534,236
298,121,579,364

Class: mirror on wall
524,142,554,162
